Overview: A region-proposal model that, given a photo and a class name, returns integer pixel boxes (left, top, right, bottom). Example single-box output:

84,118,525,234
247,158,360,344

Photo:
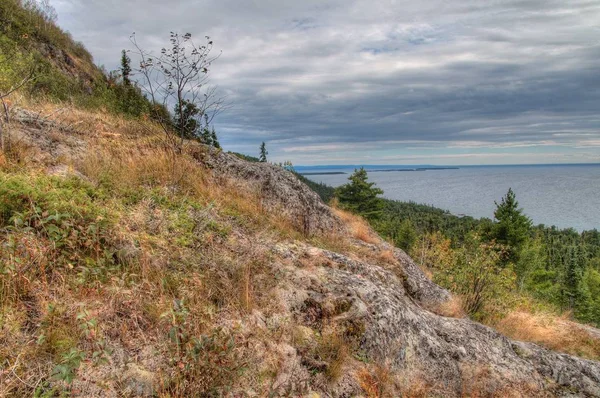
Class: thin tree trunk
0,121,4,153
0,99,7,152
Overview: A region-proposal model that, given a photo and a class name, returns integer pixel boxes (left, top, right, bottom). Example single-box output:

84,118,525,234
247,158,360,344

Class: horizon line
292,162,600,168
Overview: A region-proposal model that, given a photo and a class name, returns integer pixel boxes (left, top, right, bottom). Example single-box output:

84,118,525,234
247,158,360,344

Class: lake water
297,164,600,232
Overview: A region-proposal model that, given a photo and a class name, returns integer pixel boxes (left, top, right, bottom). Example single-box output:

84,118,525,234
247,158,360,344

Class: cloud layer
53,0,600,164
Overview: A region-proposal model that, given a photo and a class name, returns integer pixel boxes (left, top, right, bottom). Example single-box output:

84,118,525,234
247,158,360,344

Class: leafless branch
128,32,225,153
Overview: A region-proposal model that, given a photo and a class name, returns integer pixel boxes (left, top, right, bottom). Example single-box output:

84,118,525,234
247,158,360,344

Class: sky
51,0,600,165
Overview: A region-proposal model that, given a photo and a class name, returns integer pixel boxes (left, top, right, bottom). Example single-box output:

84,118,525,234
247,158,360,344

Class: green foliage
33,381,67,398
578,269,600,324
171,100,221,147
516,237,547,290
294,173,335,203
0,36,34,94
120,49,131,86
394,219,417,251
335,168,384,220
0,0,154,117
259,142,268,162
492,188,533,264
51,347,85,384
173,100,201,139
433,235,516,320
0,174,116,281
0,0,93,63
210,128,220,149
161,300,247,396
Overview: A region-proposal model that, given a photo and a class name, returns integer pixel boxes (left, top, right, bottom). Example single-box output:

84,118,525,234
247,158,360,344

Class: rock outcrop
205,149,345,236
275,242,600,396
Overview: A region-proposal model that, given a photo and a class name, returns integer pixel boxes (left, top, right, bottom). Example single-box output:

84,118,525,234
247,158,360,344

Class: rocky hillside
1,3,600,395
1,105,600,397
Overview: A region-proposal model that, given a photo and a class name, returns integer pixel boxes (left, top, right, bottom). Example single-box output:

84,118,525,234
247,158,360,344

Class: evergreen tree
493,188,532,264
200,127,212,146
173,100,200,139
395,219,417,251
578,268,600,324
120,50,132,86
335,168,384,220
210,128,220,149
259,142,268,162
563,245,586,311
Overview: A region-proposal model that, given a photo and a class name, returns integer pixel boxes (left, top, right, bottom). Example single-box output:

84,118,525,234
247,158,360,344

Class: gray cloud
52,0,600,164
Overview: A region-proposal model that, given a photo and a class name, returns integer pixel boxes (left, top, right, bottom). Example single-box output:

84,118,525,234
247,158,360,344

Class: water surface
298,164,600,231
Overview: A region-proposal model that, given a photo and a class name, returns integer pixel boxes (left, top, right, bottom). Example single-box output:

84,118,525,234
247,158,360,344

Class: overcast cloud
52,0,600,165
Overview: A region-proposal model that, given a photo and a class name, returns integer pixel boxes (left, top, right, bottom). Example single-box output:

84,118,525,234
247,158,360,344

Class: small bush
160,300,247,396
0,174,117,298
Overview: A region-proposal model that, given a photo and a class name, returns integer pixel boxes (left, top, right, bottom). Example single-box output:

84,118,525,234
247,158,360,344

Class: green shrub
0,174,116,277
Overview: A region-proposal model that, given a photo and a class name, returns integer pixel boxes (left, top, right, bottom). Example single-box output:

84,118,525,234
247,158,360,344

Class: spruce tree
173,100,200,139
120,50,132,86
335,168,384,220
201,127,212,146
259,142,268,162
493,188,532,264
211,128,220,149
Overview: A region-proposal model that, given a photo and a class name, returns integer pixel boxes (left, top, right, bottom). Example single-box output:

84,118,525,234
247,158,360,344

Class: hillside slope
1,105,600,397
1,3,600,395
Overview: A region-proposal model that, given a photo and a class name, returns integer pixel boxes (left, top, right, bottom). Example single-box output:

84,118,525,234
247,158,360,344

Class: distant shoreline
300,172,347,175
370,167,460,172
300,167,459,176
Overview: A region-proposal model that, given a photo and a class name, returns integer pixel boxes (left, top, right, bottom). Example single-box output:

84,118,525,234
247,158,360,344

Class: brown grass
459,363,545,398
377,249,398,265
495,311,600,360
0,104,299,396
432,296,467,319
332,207,380,245
316,327,350,382
358,363,393,398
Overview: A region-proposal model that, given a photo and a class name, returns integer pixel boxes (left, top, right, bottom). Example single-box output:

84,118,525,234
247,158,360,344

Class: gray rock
203,150,345,236
277,242,600,397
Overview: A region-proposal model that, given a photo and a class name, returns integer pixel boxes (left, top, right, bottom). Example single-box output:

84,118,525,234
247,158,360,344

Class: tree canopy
259,142,268,162
492,188,532,263
335,168,384,220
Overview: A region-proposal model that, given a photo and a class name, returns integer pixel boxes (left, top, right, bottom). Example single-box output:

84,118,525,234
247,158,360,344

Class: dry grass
358,363,393,398
432,295,467,319
0,104,300,396
377,249,398,265
459,363,545,398
313,327,350,382
332,207,380,245
495,311,600,360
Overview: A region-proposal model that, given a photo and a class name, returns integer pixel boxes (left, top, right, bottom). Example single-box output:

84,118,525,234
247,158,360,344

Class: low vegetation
0,107,289,395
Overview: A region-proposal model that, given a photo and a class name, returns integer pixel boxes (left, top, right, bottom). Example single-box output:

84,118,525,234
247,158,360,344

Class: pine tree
395,219,417,251
173,100,200,139
120,50,132,86
200,127,212,146
493,188,532,264
211,128,220,149
335,168,384,220
563,245,585,311
259,142,268,162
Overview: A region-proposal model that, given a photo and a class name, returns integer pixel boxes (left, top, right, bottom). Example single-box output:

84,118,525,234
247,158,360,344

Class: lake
297,164,600,232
